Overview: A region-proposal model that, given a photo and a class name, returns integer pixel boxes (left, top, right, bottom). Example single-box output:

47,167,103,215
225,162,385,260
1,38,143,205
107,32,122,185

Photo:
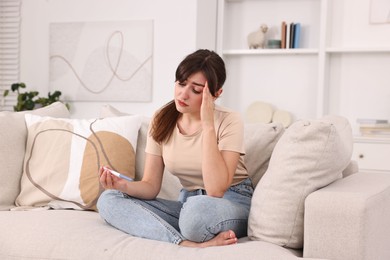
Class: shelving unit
352,136,390,173
216,0,390,173
216,0,328,120
216,0,390,123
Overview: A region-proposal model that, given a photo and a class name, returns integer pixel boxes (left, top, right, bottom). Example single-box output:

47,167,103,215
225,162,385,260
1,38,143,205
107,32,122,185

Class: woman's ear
215,88,223,98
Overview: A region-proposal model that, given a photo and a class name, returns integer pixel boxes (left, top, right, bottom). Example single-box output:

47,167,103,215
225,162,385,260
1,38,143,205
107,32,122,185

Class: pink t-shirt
145,105,248,191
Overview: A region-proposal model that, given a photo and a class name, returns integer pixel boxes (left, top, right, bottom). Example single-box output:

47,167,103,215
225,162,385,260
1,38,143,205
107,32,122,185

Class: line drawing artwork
49,20,153,101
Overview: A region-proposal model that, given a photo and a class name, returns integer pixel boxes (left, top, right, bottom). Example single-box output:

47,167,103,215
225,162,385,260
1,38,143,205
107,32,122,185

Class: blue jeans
97,178,253,244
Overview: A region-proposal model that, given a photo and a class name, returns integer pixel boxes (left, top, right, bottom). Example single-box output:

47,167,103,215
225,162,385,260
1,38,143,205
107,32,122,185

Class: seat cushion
0,210,302,260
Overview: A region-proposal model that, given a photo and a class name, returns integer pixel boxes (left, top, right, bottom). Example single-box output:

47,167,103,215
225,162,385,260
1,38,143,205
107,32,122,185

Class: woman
97,49,253,248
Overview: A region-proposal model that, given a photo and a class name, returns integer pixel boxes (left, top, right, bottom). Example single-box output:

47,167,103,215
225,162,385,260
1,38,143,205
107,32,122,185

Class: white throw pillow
15,114,142,210
248,115,353,249
0,102,70,211
99,104,182,200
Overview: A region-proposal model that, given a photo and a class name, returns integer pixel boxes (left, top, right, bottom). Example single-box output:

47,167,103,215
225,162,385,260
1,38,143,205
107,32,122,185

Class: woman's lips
177,100,188,107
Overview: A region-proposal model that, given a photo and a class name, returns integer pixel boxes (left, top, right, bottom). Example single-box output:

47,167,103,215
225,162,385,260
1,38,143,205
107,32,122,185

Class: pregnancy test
103,167,133,182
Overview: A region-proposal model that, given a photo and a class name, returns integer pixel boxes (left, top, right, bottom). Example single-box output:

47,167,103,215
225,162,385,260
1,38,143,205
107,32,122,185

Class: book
286,22,291,49
281,21,287,49
289,23,295,48
359,122,390,137
293,23,301,48
359,129,390,137
357,118,388,124
359,123,390,129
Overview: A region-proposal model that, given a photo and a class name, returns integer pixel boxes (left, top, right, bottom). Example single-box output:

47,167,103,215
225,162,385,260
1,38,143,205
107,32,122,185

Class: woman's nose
180,87,190,100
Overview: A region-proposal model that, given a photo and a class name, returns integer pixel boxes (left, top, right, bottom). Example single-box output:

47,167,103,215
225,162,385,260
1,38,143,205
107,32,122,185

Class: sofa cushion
0,102,70,211
0,210,302,260
248,115,353,249
244,122,284,187
99,104,182,200
15,114,142,210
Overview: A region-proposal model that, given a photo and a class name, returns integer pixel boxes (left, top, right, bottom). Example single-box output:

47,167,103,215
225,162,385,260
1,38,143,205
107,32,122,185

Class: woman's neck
177,114,202,135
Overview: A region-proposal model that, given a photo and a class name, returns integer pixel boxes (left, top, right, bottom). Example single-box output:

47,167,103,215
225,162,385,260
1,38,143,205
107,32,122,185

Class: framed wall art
49,20,153,102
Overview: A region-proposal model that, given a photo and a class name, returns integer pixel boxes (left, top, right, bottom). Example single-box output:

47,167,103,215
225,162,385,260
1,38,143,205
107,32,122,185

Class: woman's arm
100,153,164,200
202,129,240,197
201,83,241,197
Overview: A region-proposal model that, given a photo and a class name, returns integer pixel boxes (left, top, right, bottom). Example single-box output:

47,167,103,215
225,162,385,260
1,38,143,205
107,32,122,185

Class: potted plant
3,82,69,111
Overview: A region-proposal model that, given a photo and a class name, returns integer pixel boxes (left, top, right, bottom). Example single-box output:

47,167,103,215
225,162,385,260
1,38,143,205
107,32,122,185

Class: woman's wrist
202,124,215,133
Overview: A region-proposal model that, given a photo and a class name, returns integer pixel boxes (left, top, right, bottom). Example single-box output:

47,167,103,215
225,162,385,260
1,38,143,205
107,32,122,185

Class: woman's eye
192,89,202,94
178,82,186,87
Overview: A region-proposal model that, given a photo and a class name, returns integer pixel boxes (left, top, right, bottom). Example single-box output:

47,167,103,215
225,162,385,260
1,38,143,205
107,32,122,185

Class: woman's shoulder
214,104,238,113
214,105,243,124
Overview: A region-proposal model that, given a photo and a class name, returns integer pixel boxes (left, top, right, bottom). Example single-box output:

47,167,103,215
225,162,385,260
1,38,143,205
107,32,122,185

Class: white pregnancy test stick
103,167,133,182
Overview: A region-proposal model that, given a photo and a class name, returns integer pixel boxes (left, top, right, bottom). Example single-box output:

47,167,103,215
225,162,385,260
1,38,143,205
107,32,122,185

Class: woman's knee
179,195,221,241
179,195,250,242
97,190,123,218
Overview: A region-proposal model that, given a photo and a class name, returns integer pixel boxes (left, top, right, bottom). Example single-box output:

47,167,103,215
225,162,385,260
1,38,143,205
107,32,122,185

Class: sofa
1,102,390,260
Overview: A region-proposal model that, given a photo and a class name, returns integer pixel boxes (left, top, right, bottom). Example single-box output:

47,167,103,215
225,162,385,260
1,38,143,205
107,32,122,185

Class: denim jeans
97,178,253,245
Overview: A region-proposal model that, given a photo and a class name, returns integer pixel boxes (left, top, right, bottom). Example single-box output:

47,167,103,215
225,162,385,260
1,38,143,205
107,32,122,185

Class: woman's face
174,71,206,115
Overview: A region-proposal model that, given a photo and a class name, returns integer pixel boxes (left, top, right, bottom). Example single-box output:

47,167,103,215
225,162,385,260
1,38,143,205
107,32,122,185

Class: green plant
3,82,69,111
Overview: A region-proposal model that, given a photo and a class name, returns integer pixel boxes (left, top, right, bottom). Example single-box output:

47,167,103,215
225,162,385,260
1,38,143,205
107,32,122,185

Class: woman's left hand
99,166,127,192
201,81,215,129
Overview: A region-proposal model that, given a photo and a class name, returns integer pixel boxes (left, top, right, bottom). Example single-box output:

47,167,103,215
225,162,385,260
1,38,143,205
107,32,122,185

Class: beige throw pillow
244,122,285,187
0,102,70,211
248,115,353,249
99,104,182,200
15,114,141,210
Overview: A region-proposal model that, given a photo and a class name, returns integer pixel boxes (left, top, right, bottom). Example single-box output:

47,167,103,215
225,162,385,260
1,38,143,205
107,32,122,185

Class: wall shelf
326,47,390,53
354,136,390,144
222,49,319,55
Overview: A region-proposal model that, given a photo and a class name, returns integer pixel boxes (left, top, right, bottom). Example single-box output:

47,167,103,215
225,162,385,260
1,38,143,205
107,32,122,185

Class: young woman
97,49,253,248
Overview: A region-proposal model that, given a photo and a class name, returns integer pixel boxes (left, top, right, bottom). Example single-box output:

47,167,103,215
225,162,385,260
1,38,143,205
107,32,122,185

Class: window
0,0,21,111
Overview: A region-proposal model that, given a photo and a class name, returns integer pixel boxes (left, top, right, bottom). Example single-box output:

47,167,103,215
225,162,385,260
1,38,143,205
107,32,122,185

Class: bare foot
179,230,237,248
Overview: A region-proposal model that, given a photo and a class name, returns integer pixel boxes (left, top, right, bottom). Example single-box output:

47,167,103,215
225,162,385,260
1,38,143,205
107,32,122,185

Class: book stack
357,118,390,137
281,21,301,49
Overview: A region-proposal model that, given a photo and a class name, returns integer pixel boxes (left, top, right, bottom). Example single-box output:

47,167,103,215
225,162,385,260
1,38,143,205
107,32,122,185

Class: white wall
20,0,216,118
328,0,390,130
19,0,390,122
329,0,390,47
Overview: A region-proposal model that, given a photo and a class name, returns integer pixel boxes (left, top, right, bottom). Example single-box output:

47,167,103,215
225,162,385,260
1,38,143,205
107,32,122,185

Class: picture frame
49,20,153,102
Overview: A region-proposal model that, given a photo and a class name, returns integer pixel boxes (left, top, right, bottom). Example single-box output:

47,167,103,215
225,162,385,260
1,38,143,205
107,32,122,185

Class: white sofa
1,102,390,260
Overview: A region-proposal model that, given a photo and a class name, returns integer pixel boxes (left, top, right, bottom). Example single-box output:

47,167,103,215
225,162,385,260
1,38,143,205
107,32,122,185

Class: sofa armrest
342,160,359,178
303,172,390,260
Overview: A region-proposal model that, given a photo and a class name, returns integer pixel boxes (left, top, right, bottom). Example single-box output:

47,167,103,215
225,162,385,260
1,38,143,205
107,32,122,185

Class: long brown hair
150,49,226,144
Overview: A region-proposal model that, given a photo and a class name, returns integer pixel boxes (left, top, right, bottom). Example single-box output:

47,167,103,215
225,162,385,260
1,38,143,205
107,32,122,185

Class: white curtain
0,0,21,111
